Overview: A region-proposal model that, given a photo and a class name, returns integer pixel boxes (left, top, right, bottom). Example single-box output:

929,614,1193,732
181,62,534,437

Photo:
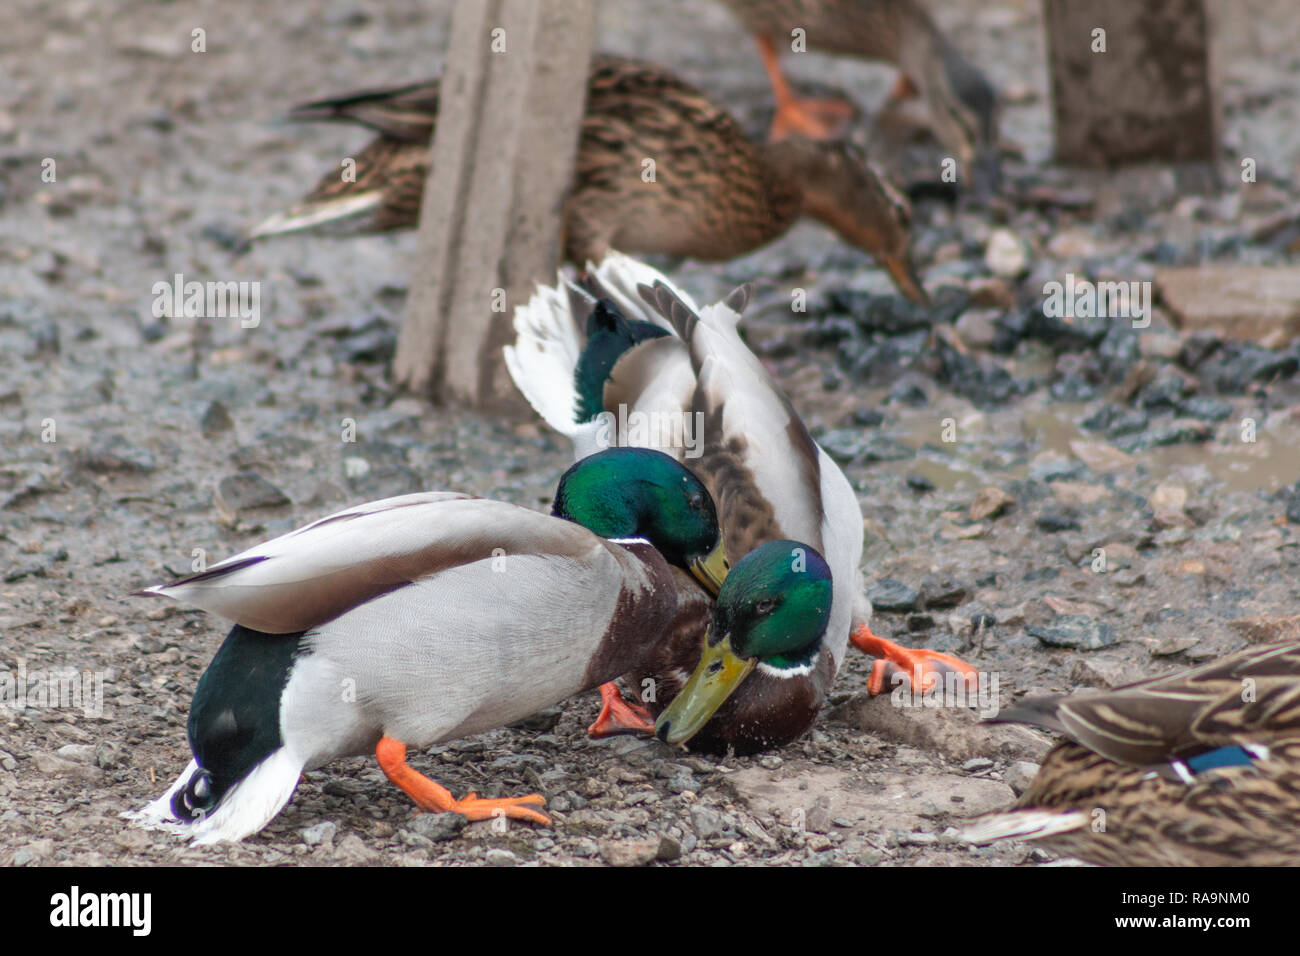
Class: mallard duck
962,640,1300,866
247,54,928,303
126,447,731,843
504,253,975,753
716,0,1000,196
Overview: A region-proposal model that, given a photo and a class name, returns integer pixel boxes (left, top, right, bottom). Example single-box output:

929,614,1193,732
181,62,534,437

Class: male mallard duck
126,447,731,843
504,253,975,753
962,640,1300,866
716,0,1000,196
247,54,928,303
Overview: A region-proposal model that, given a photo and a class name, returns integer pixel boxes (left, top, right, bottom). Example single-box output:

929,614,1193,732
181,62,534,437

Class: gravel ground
4,0,1300,867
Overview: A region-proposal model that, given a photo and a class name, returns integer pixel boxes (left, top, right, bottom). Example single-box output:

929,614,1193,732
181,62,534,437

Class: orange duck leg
376,736,550,825
755,35,858,141
851,623,979,696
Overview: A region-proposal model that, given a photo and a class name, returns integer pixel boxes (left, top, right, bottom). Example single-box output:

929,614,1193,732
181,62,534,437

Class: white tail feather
959,809,1090,845
247,192,385,241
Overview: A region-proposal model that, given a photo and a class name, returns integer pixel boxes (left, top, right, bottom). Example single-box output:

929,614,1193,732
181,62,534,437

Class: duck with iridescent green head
506,253,977,753
127,446,736,843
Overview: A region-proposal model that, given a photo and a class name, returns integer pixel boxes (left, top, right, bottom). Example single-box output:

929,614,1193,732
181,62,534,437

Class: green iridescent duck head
655,539,833,745
552,446,729,593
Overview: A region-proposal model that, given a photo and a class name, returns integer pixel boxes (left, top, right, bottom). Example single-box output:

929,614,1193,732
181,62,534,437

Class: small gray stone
805,796,833,834
598,837,660,867
1028,615,1118,650
962,757,994,773
55,743,97,763
332,833,376,864
408,812,467,842
79,434,156,474
690,805,725,839
200,400,234,438
300,821,337,847
1004,761,1041,796
867,578,919,612
484,848,519,867
216,472,290,513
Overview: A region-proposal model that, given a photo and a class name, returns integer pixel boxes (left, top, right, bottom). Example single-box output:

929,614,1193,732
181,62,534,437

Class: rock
1045,229,1098,259
867,579,919,612
1178,395,1232,422
1157,266,1300,343
1115,419,1212,451
199,400,234,438
1036,509,1081,533
887,379,929,407
1050,481,1109,507
408,812,467,842
962,757,994,773
655,834,682,861
1070,656,1143,688
969,486,1014,521
985,229,1030,278
332,833,377,864
13,839,54,866
805,795,834,834
300,821,337,847
78,434,156,474
598,838,660,867
33,752,102,783
690,806,726,840
920,572,966,608
484,848,519,867
215,472,290,516
966,279,1014,311
1150,480,1193,529
1003,762,1041,796
1228,614,1300,645
851,408,885,427
55,744,96,763
1068,439,1134,474
905,472,935,492
828,695,1050,763
955,310,999,350
1028,616,1118,650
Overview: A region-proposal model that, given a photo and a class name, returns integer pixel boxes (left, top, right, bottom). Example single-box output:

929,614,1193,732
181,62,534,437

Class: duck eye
755,599,776,615
688,492,704,510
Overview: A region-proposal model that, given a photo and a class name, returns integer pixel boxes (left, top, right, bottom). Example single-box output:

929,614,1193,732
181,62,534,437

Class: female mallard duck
504,253,975,753
962,640,1300,866
247,54,928,303
126,447,735,843
716,0,1000,196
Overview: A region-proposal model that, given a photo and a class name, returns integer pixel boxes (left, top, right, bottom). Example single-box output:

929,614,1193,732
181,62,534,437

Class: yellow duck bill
654,631,756,745
689,540,729,596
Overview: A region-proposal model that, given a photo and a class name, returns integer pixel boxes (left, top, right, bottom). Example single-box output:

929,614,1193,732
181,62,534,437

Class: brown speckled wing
996,640,1300,766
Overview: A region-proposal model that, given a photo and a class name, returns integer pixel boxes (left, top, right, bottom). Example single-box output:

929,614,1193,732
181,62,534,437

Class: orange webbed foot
587,681,655,739
770,96,858,141
851,623,979,696
376,736,550,826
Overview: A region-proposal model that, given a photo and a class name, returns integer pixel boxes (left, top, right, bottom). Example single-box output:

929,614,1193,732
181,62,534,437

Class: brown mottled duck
962,639,1300,866
248,55,928,303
